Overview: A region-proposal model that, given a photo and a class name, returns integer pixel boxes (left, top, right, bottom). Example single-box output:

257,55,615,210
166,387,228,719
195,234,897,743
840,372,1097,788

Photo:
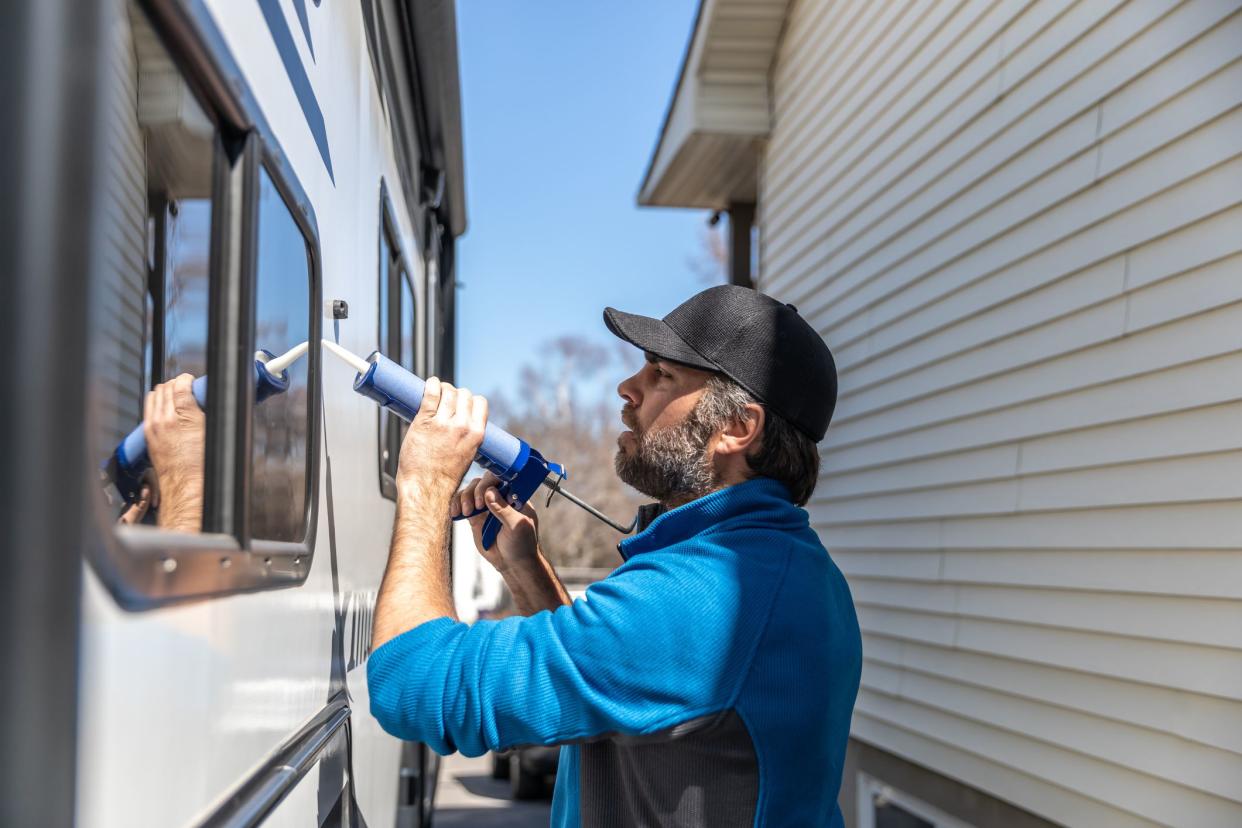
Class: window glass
392,268,417,476
97,2,214,533
400,271,415,370
160,198,213,380
250,168,312,542
377,211,416,498
378,228,396,488
379,234,391,360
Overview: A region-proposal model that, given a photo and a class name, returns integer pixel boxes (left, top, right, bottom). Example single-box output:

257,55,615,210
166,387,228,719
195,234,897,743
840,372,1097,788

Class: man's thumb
484,488,525,529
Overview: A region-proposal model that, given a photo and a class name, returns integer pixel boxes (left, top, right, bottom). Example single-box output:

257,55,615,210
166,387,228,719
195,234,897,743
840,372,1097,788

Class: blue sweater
368,477,862,826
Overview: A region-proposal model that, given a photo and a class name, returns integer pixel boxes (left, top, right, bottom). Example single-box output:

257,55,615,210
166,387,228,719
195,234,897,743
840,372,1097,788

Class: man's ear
715,403,765,458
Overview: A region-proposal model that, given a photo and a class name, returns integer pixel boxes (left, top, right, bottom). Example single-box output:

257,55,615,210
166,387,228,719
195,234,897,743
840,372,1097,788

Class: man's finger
452,387,473,427
474,469,501,512
118,485,152,525
458,478,480,517
172,373,195,411
484,487,527,531
469,394,488,436
144,389,156,422
417,376,442,420
475,478,496,513
156,382,174,425
435,382,458,421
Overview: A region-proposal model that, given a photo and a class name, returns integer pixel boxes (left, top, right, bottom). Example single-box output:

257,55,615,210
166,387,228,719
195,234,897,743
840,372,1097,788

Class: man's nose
617,371,641,406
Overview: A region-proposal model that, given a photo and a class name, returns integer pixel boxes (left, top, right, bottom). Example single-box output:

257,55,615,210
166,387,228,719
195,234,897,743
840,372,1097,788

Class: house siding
759,1,1242,825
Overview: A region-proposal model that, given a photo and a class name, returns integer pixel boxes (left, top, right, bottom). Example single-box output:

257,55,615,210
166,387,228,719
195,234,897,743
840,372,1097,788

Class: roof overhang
403,0,467,237
638,0,792,210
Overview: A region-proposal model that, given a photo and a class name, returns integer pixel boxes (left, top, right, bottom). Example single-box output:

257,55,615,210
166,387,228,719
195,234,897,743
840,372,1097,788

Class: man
370,285,862,827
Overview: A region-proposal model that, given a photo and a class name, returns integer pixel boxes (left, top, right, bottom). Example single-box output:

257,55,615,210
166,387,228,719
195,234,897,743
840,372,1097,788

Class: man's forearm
499,550,571,615
373,484,459,650
157,476,202,533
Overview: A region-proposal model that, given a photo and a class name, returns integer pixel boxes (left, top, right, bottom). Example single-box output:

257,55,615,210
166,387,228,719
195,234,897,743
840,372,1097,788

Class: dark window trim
87,0,323,610
147,194,168,386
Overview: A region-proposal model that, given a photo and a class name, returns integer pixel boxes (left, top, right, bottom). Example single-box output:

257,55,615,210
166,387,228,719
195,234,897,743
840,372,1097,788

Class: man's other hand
144,373,205,531
395,377,487,502
451,471,539,573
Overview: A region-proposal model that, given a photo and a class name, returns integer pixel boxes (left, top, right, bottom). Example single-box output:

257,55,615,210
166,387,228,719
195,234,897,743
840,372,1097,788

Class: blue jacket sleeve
366,548,786,756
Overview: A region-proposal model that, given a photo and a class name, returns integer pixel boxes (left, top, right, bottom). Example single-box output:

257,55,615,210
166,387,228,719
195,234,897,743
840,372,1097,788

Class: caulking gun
323,339,637,550
103,342,310,504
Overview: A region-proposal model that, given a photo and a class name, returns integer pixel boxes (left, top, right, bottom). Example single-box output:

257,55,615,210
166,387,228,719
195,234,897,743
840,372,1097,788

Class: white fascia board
638,0,791,208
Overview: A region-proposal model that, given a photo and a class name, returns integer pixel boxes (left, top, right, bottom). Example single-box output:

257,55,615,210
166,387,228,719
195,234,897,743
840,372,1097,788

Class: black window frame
377,179,420,501
89,0,323,610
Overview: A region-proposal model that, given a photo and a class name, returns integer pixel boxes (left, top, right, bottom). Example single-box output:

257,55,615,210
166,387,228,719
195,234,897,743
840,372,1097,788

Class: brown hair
697,375,822,506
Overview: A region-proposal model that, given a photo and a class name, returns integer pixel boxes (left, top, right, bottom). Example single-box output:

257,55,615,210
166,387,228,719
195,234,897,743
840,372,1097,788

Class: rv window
378,201,418,499
250,168,313,542
88,0,323,607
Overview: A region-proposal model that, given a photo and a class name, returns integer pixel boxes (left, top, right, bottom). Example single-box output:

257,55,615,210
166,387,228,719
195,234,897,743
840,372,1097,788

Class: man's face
614,353,718,503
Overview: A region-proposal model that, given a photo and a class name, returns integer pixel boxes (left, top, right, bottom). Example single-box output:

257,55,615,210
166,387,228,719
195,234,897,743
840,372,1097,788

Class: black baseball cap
603,285,837,441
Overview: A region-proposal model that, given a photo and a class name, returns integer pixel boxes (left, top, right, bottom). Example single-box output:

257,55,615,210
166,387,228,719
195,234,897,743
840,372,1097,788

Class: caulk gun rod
540,477,637,534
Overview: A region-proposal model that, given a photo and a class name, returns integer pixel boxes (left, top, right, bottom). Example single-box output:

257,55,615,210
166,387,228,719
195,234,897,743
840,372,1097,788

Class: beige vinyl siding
760,1,1242,825
95,2,149,452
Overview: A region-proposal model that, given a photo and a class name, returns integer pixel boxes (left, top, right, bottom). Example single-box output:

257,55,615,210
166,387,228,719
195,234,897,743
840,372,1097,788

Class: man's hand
451,471,540,572
450,472,570,615
117,482,155,525
395,377,488,504
144,374,204,532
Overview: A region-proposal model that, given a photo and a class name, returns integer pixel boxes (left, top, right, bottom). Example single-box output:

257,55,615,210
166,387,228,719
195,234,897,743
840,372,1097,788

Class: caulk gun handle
451,503,512,552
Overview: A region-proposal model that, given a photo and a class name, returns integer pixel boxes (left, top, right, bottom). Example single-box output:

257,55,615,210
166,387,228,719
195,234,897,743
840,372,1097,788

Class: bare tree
487,336,645,568
687,221,728,285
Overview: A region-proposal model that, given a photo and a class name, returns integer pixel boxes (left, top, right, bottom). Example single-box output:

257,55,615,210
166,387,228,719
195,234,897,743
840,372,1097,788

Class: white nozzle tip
321,339,371,374
262,341,311,375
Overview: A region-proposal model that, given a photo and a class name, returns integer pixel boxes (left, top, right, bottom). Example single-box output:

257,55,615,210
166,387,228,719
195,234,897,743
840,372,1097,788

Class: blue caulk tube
105,343,309,504
322,340,635,550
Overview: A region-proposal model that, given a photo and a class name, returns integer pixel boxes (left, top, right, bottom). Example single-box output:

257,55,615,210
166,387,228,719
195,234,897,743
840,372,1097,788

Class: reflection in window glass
378,228,395,486
400,272,415,370
251,169,311,542
396,270,416,457
161,198,212,380
377,215,417,497
96,1,214,531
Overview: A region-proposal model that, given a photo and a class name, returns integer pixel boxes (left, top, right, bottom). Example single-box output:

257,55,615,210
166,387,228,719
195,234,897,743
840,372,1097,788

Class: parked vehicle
3,0,466,824
491,747,561,801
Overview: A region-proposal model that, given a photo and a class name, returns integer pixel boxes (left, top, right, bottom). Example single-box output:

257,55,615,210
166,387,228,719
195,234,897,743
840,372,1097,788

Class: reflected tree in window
251,169,311,542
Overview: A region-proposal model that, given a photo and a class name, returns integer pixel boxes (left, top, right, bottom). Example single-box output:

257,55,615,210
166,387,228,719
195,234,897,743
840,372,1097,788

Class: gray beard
614,407,720,505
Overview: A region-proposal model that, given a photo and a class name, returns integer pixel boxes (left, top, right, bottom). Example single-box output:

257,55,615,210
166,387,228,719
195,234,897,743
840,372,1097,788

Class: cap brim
603,307,719,372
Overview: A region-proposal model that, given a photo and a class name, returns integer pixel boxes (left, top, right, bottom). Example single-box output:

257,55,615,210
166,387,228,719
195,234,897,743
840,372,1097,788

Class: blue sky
453,0,712,403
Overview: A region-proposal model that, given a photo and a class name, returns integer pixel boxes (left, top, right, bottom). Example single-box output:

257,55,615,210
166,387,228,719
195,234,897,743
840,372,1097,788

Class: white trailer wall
759,1,1242,825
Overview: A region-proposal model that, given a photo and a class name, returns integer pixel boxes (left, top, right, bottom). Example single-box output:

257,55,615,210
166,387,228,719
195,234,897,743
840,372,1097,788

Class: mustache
620,404,638,432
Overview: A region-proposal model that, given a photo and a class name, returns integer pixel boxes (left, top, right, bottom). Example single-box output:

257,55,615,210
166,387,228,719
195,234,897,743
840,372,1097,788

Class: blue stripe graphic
256,0,334,183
